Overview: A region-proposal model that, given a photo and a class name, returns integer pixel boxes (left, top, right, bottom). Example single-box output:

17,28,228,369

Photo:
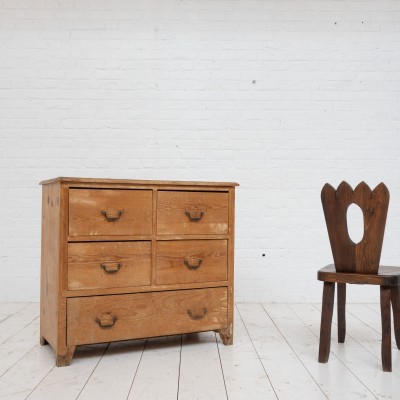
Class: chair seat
318,264,400,286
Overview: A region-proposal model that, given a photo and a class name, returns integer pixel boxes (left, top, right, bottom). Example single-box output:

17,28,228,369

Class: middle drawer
68,241,151,291
156,240,228,285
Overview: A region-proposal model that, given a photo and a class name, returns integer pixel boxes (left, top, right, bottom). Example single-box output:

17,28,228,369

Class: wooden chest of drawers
40,177,238,366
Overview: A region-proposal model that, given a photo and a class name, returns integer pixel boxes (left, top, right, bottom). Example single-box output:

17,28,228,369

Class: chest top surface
40,177,239,187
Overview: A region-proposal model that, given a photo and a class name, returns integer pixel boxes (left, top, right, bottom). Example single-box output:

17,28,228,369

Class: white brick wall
1,0,400,303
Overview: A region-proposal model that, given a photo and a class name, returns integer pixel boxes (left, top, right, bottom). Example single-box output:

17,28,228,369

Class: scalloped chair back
321,181,389,274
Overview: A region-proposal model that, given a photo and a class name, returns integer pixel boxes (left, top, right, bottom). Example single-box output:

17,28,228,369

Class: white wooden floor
0,302,399,400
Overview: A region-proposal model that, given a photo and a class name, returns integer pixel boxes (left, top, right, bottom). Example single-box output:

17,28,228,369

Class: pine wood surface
67,241,152,290
41,178,236,365
67,288,228,346
157,191,229,235
155,239,228,285
40,183,64,359
62,280,230,298
69,189,153,237
40,177,239,187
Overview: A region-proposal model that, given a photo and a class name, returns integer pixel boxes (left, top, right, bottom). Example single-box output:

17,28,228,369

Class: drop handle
184,258,203,270
95,313,117,328
185,210,204,222
101,210,123,222
100,263,122,274
187,308,207,320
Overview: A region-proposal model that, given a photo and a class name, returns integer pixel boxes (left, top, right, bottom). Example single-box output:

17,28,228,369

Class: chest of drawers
40,177,238,366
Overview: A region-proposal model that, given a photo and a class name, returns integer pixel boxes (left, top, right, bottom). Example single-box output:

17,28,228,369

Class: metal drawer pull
185,210,204,222
100,263,122,274
101,210,123,222
187,308,207,320
95,313,117,328
184,258,203,270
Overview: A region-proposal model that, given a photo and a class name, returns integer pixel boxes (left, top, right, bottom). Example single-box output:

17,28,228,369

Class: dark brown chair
318,181,400,372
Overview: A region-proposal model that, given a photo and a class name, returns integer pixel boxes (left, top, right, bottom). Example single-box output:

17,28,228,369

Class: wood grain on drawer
67,287,227,346
156,240,227,285
69,189,152,237
67,241,151,291
157,191,229,235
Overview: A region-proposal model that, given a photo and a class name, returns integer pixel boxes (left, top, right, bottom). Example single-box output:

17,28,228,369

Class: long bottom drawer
67,287,228,346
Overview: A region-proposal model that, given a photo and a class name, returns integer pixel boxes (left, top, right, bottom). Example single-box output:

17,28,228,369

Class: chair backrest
321,181,389,274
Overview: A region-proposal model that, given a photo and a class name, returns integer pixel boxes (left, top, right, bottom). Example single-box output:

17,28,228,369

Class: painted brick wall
1,0,400,302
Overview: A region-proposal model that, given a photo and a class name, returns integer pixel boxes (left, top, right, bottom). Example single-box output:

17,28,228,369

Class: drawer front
67,241,151,291
157,191,229,235
156,240,227,285
69,189,152,237
67,287,227,346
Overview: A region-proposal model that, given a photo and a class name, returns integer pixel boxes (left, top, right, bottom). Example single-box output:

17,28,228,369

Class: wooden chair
318,181,400,372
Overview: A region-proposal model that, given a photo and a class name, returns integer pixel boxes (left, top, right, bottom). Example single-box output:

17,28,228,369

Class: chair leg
380,286,392,372
319,282,335,363
391,285,400,350
337,283,346,343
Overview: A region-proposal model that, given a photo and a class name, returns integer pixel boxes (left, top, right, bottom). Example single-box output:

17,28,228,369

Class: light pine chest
40,177,238,366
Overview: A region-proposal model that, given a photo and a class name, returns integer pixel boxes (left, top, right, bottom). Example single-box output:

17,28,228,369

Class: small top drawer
69,189,152,237
157,191,229,235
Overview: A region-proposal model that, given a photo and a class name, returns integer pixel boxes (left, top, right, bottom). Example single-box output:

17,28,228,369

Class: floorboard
27,344,108,400
303,303,400,399
178,331,227,400
0,303,29,324
78,340,146,400
237,303,326,400
0,302,399,400
216,307,277,400
267,303,376,400
0,303,39,344
128,336,181,400
0,343,55,400
0,317,39,377
347,304,398,347
343,304,400,372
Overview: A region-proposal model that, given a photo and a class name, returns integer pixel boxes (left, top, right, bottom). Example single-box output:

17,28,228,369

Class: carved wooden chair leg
391,285,400,350
319,282,335,363
337,283,346,343
380,286,392,372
